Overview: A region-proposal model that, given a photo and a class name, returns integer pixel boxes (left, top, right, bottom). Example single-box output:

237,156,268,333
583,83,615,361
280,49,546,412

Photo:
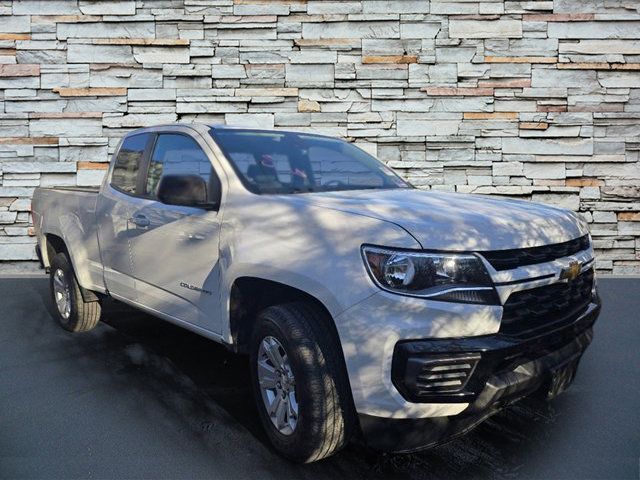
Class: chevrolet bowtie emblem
560,260,581,281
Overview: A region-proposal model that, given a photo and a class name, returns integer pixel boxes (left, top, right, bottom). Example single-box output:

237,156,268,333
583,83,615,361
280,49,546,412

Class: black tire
49,252,101,332
249,301,357,463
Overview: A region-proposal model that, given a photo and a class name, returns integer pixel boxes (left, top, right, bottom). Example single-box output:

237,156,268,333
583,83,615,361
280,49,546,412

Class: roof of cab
123,122,338,140
207,124,339,140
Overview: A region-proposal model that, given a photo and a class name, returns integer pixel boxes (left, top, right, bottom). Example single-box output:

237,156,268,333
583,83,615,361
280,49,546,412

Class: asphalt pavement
0,276,638,479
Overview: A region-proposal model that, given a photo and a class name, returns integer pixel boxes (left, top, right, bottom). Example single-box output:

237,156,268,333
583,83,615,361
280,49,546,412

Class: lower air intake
408,354,480,395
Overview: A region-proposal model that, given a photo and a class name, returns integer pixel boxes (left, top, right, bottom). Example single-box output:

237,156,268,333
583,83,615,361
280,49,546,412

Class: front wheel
49,252,101,332
249,302,356,463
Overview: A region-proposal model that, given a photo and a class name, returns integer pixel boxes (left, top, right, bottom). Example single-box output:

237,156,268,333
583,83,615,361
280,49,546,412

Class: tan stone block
422,87,494,96
618,212,640,221
362,55,418,64
464,112,518,120
0,49,16,56
0,137,58,145
557,63,609,70
478,78,530,88
566,178,604,187
77,162,109,170
557,63,640,70
0,33,30,40
92,38,190,46
53,87,127,97
609,64,640,70
298,99,320,112
520,122,548,129
484,56,556,64
31,15,102,23
0,64,39,77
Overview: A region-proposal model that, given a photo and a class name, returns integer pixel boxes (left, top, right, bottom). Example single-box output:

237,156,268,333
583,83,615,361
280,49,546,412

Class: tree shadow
96,296,567,480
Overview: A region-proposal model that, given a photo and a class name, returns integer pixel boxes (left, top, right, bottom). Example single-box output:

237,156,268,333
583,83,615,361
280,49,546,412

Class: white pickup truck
32,123,601,462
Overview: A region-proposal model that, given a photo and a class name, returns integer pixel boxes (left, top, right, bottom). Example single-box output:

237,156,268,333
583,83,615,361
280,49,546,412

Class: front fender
218,194,421,343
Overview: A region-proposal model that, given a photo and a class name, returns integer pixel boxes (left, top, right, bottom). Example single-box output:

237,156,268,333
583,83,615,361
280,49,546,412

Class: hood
284,189,588,251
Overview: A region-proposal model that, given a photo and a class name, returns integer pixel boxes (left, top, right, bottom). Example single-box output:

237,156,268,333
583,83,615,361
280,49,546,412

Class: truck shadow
99,298,269,443
96,297,564,480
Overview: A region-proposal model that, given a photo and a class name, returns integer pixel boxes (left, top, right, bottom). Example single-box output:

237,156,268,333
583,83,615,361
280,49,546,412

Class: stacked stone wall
0,0,639,272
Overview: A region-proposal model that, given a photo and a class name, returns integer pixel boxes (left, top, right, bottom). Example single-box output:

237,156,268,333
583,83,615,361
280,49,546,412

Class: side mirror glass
157,174,217,210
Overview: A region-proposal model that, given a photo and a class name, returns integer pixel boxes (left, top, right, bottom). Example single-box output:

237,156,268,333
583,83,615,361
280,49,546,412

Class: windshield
209,128,412,194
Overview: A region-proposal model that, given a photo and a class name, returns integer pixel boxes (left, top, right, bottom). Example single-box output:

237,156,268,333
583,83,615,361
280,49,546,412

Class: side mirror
157,174,217,210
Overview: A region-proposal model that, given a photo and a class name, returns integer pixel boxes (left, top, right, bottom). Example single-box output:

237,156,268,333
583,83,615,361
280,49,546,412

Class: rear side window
111,133,150,194
145,133,220,202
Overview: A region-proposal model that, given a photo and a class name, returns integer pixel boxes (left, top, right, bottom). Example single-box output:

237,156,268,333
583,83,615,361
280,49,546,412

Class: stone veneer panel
0,0,638,273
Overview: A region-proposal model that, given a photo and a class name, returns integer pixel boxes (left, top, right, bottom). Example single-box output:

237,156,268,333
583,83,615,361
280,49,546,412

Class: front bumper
359,297,600,453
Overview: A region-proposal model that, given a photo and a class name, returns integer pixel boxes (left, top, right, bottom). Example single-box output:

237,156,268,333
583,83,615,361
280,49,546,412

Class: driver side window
145,133,221,205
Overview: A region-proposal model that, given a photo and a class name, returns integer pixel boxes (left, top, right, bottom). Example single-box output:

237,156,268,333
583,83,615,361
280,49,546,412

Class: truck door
126,132,224,334
97,132,154,302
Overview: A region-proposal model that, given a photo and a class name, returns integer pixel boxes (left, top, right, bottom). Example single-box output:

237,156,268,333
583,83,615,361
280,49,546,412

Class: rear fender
42,213,97,293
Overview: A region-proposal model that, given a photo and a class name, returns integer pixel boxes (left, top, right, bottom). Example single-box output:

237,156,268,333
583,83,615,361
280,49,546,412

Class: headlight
362,246,499,305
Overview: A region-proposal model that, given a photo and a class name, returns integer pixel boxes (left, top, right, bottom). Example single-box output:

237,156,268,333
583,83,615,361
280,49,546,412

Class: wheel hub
52,268,71,320
257,336,298,436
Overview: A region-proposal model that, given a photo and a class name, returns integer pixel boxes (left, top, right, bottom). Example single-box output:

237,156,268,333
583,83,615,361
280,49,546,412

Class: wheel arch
44,233,100,303
228,276,341,355
43,233,67,268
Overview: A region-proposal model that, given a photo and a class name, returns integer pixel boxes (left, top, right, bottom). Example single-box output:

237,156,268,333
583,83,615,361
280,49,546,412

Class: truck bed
31,186,105,292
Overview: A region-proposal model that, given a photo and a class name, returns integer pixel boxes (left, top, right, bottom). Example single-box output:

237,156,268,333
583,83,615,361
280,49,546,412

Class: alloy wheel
52,268,71,320
257,335,298,435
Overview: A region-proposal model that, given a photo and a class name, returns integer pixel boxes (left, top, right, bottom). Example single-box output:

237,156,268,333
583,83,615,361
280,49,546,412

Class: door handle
180,232,205,241
129,214,150,228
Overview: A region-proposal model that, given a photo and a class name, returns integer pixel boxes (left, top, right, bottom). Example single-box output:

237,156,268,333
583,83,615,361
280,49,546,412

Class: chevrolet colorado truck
31,123,601,462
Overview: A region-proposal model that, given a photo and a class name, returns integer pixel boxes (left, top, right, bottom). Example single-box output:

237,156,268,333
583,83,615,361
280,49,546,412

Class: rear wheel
249,302,356,463
49,252,101,332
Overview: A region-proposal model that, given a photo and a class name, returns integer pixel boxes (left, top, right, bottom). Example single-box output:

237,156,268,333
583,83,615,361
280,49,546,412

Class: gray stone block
58,22,155,39
549,22,640,40
449,19,522,39
68,45,134,63
503,138,594,155
531,69,599,88
302,21,400,39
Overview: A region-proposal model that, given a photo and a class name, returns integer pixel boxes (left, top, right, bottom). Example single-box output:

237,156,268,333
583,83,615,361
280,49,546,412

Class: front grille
480,235,590,271
501,269,594,335
411,355,480,395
